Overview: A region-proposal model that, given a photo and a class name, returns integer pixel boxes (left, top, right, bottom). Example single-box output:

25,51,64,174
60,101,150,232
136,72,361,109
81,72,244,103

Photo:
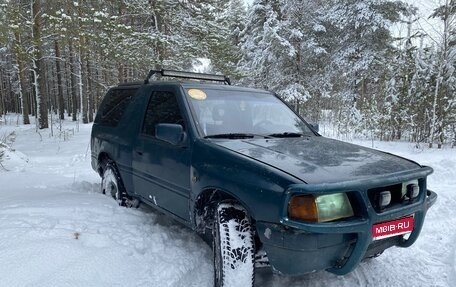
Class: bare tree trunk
429,61,443,149
43,61,52,113
86,54,94,122
76,0,88,124
69,41,78,122
17,58,30,125
29,70,36,117
54,40,65,120
14,32,30,125
118,64,124,83
64,51,71,117
0,71,4,118
429,0,452,149
94,60,102,112
80,50,88,124
452,125,456,148
7,77,15,113
117,1,125,83
31,0,48,129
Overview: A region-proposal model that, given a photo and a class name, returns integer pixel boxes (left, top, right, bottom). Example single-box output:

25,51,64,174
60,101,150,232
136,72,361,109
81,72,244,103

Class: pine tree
409,44,436,143
240,0,276,88
322,0,414,134
205,0,246,78
1,1,31,124
428,0,456,148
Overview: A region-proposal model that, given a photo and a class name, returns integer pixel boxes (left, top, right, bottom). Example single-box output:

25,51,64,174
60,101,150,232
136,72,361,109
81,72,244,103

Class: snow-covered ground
0,115,454,287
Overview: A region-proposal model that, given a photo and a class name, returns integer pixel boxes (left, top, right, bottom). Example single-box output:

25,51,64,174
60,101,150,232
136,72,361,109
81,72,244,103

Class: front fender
190,140,299,225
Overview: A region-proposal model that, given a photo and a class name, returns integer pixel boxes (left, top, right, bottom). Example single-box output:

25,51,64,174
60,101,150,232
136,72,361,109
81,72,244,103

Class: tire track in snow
0,185,214,286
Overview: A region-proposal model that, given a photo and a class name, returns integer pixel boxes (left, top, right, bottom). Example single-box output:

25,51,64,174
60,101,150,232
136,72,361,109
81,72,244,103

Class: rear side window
96,88,138,127
142,91,185,136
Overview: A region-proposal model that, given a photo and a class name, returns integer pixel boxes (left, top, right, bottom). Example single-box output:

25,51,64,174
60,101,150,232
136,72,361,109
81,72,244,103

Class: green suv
91,69,437,287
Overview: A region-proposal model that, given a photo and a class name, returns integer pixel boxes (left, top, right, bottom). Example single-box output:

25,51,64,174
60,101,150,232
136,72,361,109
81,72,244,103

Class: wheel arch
97,152,113,175
193,187,256,233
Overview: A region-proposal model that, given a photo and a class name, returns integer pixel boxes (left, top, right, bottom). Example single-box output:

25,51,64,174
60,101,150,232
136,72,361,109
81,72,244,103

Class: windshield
185,88,314,138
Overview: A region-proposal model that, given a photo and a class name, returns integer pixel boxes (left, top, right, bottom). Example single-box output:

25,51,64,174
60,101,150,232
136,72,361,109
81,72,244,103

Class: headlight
288,193,354,223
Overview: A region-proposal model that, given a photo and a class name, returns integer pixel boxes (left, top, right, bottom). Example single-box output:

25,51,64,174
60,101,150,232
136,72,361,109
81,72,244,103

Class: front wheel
213,203,255,287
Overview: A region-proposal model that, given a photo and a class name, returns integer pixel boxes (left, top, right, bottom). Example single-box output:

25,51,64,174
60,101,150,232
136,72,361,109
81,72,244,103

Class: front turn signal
288,195,319,222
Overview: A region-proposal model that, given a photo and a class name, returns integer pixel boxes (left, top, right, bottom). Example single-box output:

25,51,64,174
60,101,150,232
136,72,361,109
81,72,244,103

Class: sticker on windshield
188,89,207,100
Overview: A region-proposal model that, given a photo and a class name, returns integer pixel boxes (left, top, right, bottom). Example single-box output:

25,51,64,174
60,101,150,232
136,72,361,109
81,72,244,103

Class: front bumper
256,167,437,275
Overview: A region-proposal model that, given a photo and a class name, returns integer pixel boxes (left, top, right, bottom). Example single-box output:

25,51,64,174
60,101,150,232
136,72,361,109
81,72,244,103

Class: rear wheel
213,203,255,287
101,161,136,207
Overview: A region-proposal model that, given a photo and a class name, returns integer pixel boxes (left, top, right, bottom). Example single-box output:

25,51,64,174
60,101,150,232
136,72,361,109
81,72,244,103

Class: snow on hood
214,136,421,184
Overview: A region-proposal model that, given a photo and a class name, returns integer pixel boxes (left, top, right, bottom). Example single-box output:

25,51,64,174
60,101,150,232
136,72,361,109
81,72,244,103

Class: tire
213,203,255,287
101,161,135,207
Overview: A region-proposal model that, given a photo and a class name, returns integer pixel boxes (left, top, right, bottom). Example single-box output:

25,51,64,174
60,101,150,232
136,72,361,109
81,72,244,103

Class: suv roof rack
117,81,143,87
144,69,231,85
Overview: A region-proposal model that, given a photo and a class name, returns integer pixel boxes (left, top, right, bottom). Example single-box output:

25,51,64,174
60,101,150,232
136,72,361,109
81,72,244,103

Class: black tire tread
214,203,255,287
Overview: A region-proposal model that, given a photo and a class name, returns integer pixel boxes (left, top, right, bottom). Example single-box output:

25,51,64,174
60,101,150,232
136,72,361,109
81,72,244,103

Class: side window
96,88,138,127
142,91,185,136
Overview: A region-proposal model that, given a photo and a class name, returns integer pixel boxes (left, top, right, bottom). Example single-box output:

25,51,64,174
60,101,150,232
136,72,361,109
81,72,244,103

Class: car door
132,86,191,222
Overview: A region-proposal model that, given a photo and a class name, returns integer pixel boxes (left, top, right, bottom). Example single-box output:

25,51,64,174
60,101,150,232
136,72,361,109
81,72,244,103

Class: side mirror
310,123,319,133
155,124,186,145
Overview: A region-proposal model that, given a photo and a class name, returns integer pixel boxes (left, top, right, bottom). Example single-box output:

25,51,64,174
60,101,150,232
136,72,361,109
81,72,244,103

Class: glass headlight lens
289,193,354,223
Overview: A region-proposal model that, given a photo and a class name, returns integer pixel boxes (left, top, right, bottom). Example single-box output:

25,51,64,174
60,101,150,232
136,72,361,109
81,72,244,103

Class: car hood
214,136,421,184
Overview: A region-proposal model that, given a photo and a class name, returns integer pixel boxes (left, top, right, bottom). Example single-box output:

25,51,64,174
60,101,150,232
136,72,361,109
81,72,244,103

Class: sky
403,0,443,46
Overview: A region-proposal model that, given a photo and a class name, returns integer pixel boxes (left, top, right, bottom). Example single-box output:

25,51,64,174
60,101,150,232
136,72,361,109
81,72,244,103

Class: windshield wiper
204,133,271,139
268,132,306,138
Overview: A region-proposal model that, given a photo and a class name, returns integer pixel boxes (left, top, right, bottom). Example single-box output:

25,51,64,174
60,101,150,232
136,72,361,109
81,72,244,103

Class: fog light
406,184,419,199
378,191,391,209
402,180,419,200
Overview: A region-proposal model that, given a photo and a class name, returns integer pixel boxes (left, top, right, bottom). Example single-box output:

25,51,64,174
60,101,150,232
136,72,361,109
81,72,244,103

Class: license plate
372,216,414,240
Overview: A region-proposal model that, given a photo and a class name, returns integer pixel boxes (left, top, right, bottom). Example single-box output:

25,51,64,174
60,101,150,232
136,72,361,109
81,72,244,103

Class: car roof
179,82,269,93
115,80,270,94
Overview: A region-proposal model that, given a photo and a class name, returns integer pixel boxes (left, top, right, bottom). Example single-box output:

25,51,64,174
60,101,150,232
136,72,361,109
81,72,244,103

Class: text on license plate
372,216,414,240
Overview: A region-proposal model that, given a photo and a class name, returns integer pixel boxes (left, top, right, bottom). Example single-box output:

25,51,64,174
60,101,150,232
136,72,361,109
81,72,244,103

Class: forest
0,0,455,147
